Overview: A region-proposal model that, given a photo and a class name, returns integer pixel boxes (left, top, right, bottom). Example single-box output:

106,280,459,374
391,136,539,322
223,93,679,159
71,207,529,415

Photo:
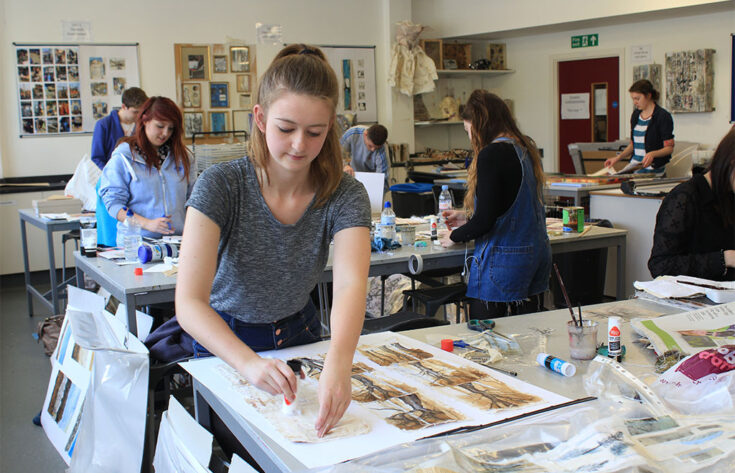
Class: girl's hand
441,210,466,230
604,156,620,168
343,165,355,176
440,235,456,248
315,364,352,438
239,357,298,402
642,152,656,168
725,250,735,268
141,216,174,234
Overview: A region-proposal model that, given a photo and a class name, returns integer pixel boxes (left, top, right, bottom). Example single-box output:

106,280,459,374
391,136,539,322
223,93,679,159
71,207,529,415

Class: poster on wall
14,43,140,136
665,48,715,113
321,46,377,123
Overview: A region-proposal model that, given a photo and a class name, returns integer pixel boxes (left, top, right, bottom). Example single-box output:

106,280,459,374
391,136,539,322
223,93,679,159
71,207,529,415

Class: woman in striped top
605,79,674,173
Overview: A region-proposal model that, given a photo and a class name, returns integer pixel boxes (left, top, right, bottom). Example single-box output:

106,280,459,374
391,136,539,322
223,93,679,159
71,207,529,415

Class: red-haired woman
99,96,195,238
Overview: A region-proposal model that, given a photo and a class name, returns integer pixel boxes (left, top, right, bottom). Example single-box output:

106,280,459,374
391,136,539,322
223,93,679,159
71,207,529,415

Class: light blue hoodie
99,142,196,239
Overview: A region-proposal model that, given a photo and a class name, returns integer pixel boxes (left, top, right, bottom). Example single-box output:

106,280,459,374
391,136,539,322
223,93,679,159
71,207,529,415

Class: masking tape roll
408,254,423,275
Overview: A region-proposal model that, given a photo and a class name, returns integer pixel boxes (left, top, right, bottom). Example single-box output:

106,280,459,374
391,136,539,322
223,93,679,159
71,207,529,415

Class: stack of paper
33,195,82,216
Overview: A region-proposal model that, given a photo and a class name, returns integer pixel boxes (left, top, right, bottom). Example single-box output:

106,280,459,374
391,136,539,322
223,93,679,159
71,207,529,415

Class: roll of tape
408,254,423,275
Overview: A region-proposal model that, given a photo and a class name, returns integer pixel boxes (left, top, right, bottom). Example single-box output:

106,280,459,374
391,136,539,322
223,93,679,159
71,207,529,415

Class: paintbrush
676,279,730,291
553,263,579,326
578,302,583,326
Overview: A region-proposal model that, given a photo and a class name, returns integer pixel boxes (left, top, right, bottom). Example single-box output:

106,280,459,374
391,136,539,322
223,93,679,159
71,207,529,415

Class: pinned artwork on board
183,111,204,138
230,46,250,72
213,55,228,73
209,111,229,134
182,82,201,108
180,45,210,81
665,49,715,113
209,82,229,108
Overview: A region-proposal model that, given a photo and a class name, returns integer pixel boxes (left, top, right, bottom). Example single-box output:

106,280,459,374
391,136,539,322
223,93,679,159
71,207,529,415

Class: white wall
412,0,732,39
0,0,393,178
411,5,734,171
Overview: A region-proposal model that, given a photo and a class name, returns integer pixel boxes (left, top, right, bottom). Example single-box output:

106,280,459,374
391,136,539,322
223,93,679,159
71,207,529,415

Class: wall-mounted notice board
13,43,140,137
321,45,377,123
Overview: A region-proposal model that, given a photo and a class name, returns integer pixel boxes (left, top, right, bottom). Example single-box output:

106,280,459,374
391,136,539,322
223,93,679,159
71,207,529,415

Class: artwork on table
181,82,201,108
183,111,204,138
238,94,251,109
633,64,662,96
213,55,228,73
90,82,107,96
665,49,715,113
112,77,126,95
209,82,229,108
92,101,108,120
109,57,125,71
230,46,250,72
209,111,229,134
232,109,251,133
180,45,210,80
236,74,251,93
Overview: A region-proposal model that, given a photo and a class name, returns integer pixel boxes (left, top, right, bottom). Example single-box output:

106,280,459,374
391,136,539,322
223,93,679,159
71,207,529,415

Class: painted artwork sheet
632,301,735,356
181,332,569,469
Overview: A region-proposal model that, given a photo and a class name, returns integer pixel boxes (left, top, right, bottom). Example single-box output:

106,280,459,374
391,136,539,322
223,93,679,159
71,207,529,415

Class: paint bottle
608,316,622,362
430,216,438,241
137,242,179,264
536,353,576,377
282,359,303,416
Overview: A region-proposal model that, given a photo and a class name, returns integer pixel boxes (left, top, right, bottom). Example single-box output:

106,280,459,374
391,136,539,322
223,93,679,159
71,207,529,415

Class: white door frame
548,47,626,173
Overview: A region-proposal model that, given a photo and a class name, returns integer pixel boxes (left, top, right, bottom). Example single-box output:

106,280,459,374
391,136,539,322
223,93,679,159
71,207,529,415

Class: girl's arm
605,142,633,167
176,207,299,399
315,225,370,437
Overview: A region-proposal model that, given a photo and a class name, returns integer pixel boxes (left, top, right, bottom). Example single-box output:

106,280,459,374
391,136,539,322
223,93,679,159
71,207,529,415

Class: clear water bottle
380,201,396,242
438,185,453,225
122,209,142,262
116,206,128,248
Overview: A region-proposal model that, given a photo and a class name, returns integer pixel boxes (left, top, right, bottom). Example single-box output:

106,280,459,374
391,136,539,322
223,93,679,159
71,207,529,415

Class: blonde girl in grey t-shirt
176,44,371,438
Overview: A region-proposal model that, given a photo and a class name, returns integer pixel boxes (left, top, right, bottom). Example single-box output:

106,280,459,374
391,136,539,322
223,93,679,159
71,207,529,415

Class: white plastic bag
64,153,101,211
652,345,735,415
66,291,149,473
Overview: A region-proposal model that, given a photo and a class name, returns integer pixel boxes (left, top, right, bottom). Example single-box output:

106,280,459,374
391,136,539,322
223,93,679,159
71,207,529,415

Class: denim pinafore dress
466,137,551,303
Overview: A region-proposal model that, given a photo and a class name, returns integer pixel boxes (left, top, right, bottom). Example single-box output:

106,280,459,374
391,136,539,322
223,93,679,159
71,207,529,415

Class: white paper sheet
115,304,154,341
355,172,385,214
632,301,735,355
167,396,213,468
229,454,258,473
181,332,569,469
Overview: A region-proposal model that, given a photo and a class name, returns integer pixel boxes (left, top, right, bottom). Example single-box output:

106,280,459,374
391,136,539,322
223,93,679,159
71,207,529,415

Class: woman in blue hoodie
99,96,195,238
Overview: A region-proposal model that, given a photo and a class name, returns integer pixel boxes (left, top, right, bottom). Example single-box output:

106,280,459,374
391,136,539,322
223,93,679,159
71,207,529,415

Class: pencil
554,263,579,326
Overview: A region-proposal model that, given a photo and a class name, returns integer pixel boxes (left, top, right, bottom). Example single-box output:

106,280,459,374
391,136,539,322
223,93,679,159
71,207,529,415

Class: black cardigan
648,174,735,281
630,104,674,169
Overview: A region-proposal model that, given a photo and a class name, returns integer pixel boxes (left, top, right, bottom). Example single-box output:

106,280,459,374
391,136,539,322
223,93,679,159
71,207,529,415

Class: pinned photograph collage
176,43,256,139
87,55,130,121
16,46,83,135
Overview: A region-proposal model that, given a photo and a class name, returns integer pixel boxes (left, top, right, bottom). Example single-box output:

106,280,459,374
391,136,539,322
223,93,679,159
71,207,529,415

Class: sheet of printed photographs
16,46,85,135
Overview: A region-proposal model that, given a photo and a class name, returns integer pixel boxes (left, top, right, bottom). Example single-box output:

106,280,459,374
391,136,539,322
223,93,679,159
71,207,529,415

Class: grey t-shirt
186,157,371,323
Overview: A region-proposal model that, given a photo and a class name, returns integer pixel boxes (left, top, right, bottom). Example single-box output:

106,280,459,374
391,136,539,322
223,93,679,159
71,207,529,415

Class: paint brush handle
553,263,578,326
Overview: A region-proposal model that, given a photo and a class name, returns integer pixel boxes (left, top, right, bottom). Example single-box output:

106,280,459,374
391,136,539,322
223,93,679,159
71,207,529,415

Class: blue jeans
192,301,322,357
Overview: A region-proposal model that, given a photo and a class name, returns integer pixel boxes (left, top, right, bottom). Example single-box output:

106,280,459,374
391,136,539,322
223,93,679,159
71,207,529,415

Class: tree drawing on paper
369,393,464,430
351,373,415,403
296,356,371,380
214,363,370,442
400,358,486,387
358,342,433,366
450,377,541,410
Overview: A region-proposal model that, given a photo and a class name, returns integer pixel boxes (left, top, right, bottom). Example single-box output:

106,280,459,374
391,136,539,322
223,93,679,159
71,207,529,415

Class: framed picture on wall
238,94,252,109
232,109,251,132
209,82,229,108
236,74,251,93
209,111,229,134
213,55,228,73
180,45,210,80
420,39,443,70
183,111,204,138
230,46,250,72
182,82,201,108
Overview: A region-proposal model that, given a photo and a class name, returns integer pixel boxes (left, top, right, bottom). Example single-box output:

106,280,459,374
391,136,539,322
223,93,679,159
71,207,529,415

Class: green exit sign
571,34,599,48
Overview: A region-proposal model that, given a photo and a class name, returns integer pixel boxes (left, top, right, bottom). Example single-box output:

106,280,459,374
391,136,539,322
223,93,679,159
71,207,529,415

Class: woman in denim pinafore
441,90,551,318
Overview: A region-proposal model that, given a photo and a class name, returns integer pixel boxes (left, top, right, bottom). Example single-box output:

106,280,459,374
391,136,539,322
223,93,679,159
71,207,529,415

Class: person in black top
441,90,550,317
648,126,735,280
605,80,675,173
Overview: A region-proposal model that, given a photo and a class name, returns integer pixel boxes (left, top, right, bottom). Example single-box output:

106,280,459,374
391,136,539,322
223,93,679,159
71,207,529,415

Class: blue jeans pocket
488,245,534,295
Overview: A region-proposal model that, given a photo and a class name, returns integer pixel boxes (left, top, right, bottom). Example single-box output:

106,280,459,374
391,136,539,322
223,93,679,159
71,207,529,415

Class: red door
558,57,619,174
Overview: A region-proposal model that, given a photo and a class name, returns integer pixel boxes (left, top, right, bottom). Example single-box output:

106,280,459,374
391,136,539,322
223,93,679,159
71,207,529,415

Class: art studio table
190,297,676,472
319,225,627,331
73,251,176,337
19,208,81,316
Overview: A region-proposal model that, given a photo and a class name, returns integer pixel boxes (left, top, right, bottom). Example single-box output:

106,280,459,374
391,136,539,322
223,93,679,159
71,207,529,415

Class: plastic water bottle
438,185,453,225
122,209,142,262
380,201,396,242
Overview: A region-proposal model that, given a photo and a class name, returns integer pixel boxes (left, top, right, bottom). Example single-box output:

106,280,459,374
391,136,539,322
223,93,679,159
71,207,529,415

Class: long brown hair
629,79,660,103
708,125,735,225
248,44,342,207
119,96,191,179
461,90,545,213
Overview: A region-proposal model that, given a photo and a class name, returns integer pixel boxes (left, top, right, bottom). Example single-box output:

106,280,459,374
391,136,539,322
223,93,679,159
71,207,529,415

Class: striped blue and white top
632,115,650,162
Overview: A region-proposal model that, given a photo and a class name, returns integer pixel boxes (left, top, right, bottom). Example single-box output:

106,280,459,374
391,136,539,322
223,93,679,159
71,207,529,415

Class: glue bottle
430,216,438,241
608,317,622,362
282,359,303,415
537,353,576,377
138,241,179,264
